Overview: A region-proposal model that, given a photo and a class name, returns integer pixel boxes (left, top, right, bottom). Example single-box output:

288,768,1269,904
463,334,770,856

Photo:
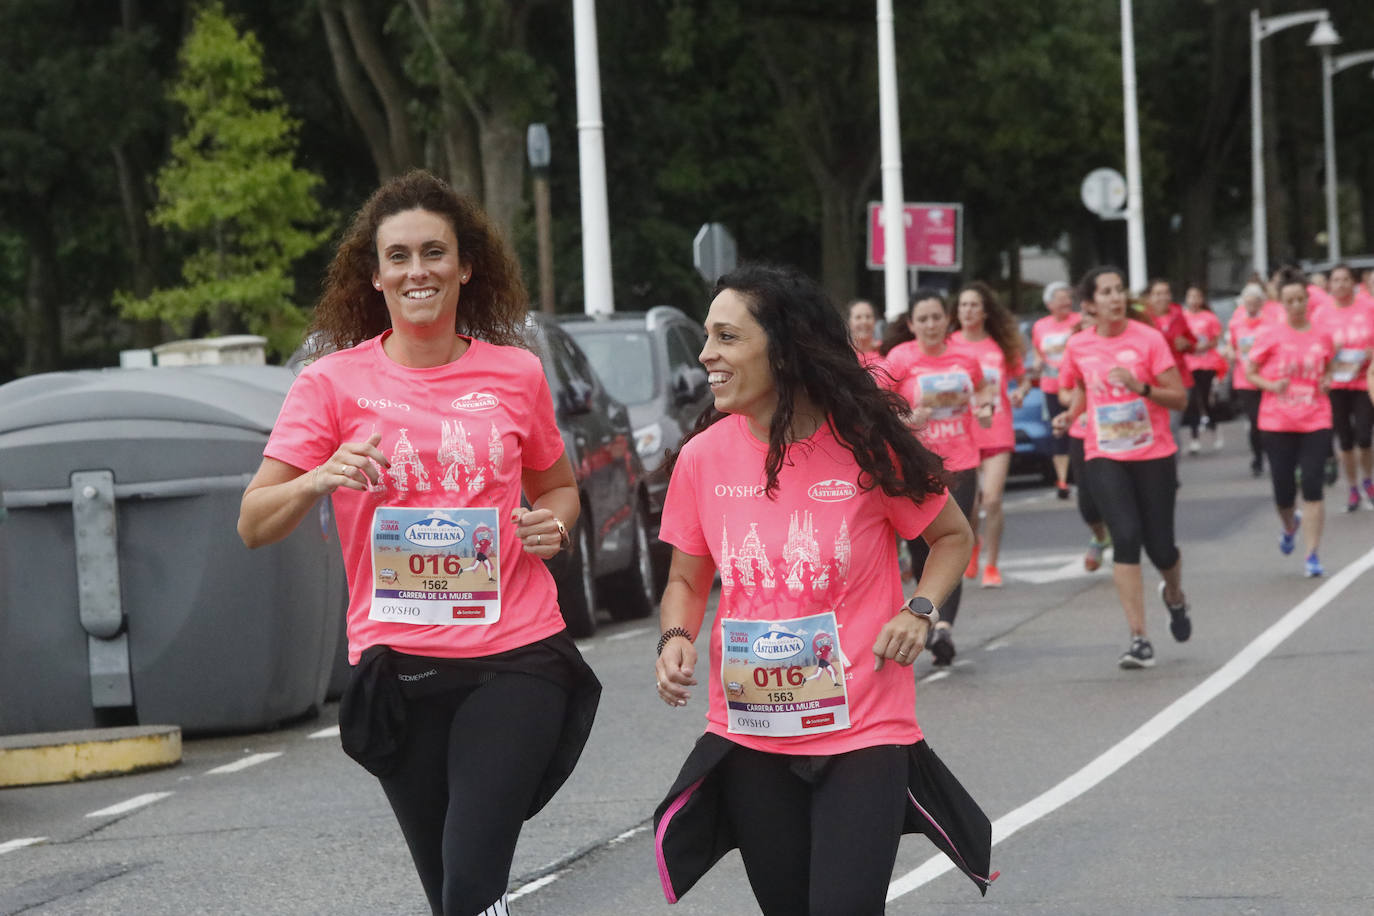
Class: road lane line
86,792,173,818
205,752,283,775
606,626,653,641
995,553,1085,569
887,544,1374,901
308,726,341,740
918,670,950,684
0,837,47,854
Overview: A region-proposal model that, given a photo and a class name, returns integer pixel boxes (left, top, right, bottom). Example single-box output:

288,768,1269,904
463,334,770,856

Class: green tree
117,2,331,356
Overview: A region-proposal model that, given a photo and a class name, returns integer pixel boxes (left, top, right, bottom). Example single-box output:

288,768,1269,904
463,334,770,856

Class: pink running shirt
1182,309,1226,375
949,332,1020,453
264,333,567,663
1309,300,1374,391
1247,323,1334,432
1229,306,1277,391
658,414,948,755
1032,312,1080,395
885,341,985,472
1059,321,1179,462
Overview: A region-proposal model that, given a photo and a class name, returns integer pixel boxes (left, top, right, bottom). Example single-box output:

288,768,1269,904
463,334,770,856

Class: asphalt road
3,439,1373,915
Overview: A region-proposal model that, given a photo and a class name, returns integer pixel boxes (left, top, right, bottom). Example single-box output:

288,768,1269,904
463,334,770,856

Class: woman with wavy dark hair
653,264,994,914
950,281,1029,588
239,169,599,915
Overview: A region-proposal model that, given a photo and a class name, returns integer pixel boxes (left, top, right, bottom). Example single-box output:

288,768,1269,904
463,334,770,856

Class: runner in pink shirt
1310,264,1374,511
1246,270,1336,576
237,171,597,916
1181,284,1226,454
847,298,884,369
950,281,1030,589
1054,296,1113,572
1055,266,1192,670
883,290,994,665
1228,283,1278,476
1032,281,1082,498
653,264,994,912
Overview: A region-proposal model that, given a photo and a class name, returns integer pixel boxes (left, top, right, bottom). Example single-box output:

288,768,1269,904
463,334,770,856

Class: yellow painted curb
0,726,182,788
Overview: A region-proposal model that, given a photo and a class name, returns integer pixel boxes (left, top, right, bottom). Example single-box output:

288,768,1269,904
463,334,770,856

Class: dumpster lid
0,366,296,436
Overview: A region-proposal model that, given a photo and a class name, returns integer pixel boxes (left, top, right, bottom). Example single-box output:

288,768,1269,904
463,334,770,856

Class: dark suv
558,307,711,539
523,313,657,637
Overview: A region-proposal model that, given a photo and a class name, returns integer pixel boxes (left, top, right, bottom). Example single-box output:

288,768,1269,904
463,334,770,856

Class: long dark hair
309,170,528,354
1078,265,1153,327
952,281,1022,368
879,288,949,356
666,264,946,501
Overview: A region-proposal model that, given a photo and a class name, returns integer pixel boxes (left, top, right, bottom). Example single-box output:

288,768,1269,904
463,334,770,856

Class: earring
462,273,470,282
373,280,381,290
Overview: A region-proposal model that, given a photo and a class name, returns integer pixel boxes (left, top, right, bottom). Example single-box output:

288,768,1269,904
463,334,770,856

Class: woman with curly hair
238,170,599,915
652,264,995,914
950,281,1029,588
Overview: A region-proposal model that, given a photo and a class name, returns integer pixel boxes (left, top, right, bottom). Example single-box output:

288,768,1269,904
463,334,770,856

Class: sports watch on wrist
553,517,571,550
902,596,939,625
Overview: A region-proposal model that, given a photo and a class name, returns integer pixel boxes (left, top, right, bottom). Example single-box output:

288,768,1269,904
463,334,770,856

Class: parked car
524,313,657,637
558,307,712,581
1010,381,1056,482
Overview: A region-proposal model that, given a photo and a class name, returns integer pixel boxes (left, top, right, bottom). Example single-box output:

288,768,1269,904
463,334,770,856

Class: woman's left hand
511,507,567,557
872,611,929,670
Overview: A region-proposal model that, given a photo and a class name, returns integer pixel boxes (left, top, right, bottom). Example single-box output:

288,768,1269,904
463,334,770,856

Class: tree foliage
116,2,331,356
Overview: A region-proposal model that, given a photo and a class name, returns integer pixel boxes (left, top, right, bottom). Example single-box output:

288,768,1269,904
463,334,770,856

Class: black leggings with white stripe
379,672,567,915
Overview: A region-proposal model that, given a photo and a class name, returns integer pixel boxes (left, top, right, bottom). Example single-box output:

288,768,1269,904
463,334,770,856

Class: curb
0,726,182,788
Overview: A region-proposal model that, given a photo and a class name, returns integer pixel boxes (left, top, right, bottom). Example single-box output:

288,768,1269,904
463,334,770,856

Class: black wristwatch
902,596,939,625
1140,382,1152,398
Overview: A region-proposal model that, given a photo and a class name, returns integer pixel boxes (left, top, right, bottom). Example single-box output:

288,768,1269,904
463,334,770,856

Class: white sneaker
1188,439,1200,455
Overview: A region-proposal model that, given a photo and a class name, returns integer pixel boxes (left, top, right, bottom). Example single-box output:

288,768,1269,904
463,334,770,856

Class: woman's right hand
314,432,388,494
655,637,697,708
1051,410,1070,436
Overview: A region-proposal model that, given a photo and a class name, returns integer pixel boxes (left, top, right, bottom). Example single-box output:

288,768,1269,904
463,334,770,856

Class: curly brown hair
308,170,528,354
952,281,1022,369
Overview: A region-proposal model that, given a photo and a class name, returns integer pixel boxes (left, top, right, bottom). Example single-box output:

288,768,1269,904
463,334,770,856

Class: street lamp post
1311,26,1374,263
1120,0,1147,294
1250,7,1331,280
876,0,907,321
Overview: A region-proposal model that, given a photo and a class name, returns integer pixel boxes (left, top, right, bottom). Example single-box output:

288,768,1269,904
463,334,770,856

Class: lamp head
1307,19,1341,49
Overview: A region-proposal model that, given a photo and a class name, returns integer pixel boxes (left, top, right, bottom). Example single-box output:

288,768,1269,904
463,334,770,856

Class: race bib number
368,506,501,626
720,612,850,738
1330,347,1367,384
917,371,972,420
1094,399,1153,454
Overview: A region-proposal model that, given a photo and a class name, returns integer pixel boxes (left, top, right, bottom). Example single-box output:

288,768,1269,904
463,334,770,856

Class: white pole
876,0,907,320
1320,49,1339,262
1120,0,1147,293
1251,10,1268,280
572,0,613,315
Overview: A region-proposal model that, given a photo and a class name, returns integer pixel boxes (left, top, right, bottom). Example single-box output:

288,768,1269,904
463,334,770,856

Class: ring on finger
536,533,542,545
896,650,908,657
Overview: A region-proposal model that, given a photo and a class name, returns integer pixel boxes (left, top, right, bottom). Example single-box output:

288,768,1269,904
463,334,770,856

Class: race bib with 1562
720,612,850,738
368,506,501,626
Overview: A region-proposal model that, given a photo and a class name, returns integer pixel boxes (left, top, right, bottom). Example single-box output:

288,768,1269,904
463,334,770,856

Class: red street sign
867,202,963,271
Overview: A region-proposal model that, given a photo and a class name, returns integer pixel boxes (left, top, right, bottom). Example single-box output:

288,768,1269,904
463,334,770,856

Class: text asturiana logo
751,629,805,661
451,392,500,411
404,515,466,548
808,479,857,502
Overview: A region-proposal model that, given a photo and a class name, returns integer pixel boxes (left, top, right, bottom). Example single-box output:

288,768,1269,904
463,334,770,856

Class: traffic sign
693,223,737,285
866,203,962,271
1080,168,1127,218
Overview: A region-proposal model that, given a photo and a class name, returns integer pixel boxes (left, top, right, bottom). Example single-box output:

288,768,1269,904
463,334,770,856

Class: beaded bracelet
657,626,693,656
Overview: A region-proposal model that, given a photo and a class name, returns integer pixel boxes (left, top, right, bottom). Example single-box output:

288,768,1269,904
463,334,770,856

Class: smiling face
956,290,986,332
700,289,777,430
1093,271,1129,330
847,300,876,344
908,297,950,350
372,208,468,334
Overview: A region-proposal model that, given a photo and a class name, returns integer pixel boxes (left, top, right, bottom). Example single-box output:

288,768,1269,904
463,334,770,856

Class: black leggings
907,468,977,625
1262,429,1333,506
1182,369,1216,435
1084,456,1180,568
378,672,568,915
1068,436,1102,526
1328,388,1374,451
721,744,908,916
1236,389,1263,463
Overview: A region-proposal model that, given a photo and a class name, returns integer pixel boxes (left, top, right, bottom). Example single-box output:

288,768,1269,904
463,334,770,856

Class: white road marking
995,552,1085,569
984,639,1010,651
205,752,283,775
887,544,1374,901
1006,552,1110,584
918,670,950,684
607,824,649,846
508,871,564,900
308,725,340,740
0,837,47,854
86,792,173,818
606,626,653,642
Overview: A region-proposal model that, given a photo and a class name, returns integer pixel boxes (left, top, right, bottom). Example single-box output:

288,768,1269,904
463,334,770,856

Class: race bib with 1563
720,612,850,738
368,506,501,626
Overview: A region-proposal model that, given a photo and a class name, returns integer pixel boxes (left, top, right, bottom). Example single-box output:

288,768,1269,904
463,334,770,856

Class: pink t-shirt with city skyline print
884,341,985,472
659,414,948,756
1247,323,1335,433
1058,321,1178,462
264,332,567,663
